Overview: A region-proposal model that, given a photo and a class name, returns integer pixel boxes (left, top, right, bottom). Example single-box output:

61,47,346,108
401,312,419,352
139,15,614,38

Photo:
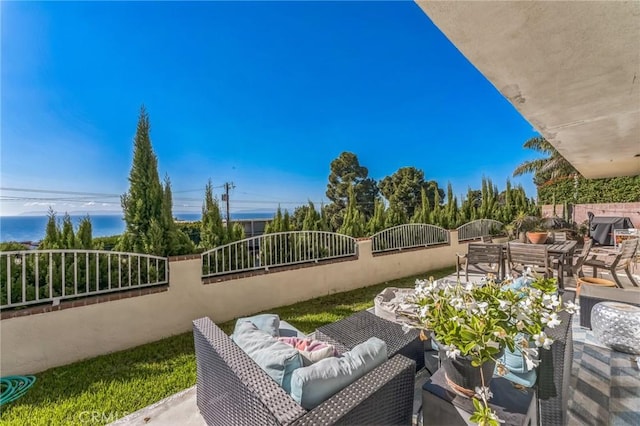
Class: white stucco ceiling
416,1,640,178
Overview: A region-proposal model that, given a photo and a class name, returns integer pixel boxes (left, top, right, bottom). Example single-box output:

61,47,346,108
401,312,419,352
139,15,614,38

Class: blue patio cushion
494,335,538,388
502,276,535,294
232,321,303,393
232,313,280,338
290,337,388,410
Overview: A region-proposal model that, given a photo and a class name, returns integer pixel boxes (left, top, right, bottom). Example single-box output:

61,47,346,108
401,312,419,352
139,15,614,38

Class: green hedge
538,175,640,204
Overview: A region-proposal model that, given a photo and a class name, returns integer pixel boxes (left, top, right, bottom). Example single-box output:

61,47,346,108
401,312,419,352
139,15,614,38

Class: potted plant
510,212,539,243
576,220,590,242
401,273,577,425
525,217,549,244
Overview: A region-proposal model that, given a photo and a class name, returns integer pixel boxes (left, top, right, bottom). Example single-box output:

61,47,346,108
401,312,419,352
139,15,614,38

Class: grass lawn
0,266,454,425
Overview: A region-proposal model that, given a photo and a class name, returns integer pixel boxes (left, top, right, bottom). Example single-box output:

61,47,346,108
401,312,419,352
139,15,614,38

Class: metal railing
370,224,450,253
457,219,504,242
202,231,357,278
0,250,168,310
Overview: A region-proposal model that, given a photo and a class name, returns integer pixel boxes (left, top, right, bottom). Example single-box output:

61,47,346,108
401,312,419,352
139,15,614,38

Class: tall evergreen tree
119,106,164,253
40,207,60,249
379,167,443,220
200,180,225,249
76,215,93,249
411,187,431,224
339,186,366,237
60,213,76,249
162,176,194,255
443,183,459,228
325,152,379,230
367,199,387,234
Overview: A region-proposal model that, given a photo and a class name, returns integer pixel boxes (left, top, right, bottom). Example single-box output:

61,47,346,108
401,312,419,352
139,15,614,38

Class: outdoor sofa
192,317,416,426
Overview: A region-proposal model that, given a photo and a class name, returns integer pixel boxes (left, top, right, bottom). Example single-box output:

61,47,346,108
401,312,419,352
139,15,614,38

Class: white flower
451,297,465,310
420,305,428,318
474,386,494,401
542,293,560,308
525,356,541,370
477,301,489,314
533,332,554,350
498,299,511,309
445,345,461,359
464,281,474,291
542,312,561,328
564,300,579,314
450,315,463,325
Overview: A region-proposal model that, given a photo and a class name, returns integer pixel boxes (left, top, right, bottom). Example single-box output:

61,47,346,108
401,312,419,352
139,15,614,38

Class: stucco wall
0,233,465,375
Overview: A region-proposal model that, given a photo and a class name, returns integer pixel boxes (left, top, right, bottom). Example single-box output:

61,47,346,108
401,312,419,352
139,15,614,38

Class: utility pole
222,182,235,229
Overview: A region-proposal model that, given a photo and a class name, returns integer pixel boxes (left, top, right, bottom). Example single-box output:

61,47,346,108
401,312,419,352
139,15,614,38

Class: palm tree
513,137,580,186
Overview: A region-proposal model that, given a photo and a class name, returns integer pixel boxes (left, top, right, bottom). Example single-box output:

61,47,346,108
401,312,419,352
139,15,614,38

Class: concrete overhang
416,1,640,178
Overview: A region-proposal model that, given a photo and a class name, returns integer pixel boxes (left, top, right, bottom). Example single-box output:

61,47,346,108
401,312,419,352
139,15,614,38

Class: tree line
6,108,637,256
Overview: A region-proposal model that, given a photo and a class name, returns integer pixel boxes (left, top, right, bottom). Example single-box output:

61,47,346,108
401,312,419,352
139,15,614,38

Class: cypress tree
430,190,443,227
339,186,366,237
162,176,194,255
76,215,93,249
60,213,76,249
200,179,225,249
302,201,323,231
443,183,459,228
41,207,60,249
367,199,387,234
411,188,430,224
119,105,164,253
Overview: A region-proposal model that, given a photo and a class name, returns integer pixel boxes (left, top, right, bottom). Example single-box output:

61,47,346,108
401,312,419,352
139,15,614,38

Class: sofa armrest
294,354,416,426
537,292,574,426
193,317,307,426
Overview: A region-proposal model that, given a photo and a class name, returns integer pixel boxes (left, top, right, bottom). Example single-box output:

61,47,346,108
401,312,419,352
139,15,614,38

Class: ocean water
0,212,275,243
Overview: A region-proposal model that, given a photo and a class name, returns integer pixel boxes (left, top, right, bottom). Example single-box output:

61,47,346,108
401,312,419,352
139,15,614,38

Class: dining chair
570,238,594,277
456,242,503,282
506,242,553,279
582,238,639,287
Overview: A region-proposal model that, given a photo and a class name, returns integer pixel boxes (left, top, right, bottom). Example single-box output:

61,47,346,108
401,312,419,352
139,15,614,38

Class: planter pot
437,344,502,395
526,231,548,244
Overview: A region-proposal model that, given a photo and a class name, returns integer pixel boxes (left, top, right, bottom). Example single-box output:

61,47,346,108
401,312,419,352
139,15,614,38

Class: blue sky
1,1,540,217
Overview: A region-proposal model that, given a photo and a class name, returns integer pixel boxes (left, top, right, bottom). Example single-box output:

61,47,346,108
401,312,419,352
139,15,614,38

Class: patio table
315,310,425,371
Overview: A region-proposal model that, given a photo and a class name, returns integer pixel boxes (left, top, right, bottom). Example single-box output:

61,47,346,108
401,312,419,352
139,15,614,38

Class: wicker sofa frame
193,317,416,426
536,291,575,426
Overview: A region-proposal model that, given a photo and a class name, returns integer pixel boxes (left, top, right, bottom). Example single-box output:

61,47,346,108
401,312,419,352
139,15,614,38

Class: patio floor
110,271,640,426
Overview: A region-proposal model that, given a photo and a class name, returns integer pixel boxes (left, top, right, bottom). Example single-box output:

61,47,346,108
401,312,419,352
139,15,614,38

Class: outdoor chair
553,238,593,282
456,242,503,281
506,242,553,279
569,238,593,277
583,237,640,287
193,317,416,426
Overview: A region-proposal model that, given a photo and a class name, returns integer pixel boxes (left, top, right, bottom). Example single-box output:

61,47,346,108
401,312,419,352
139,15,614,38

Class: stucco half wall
0,233,466,375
